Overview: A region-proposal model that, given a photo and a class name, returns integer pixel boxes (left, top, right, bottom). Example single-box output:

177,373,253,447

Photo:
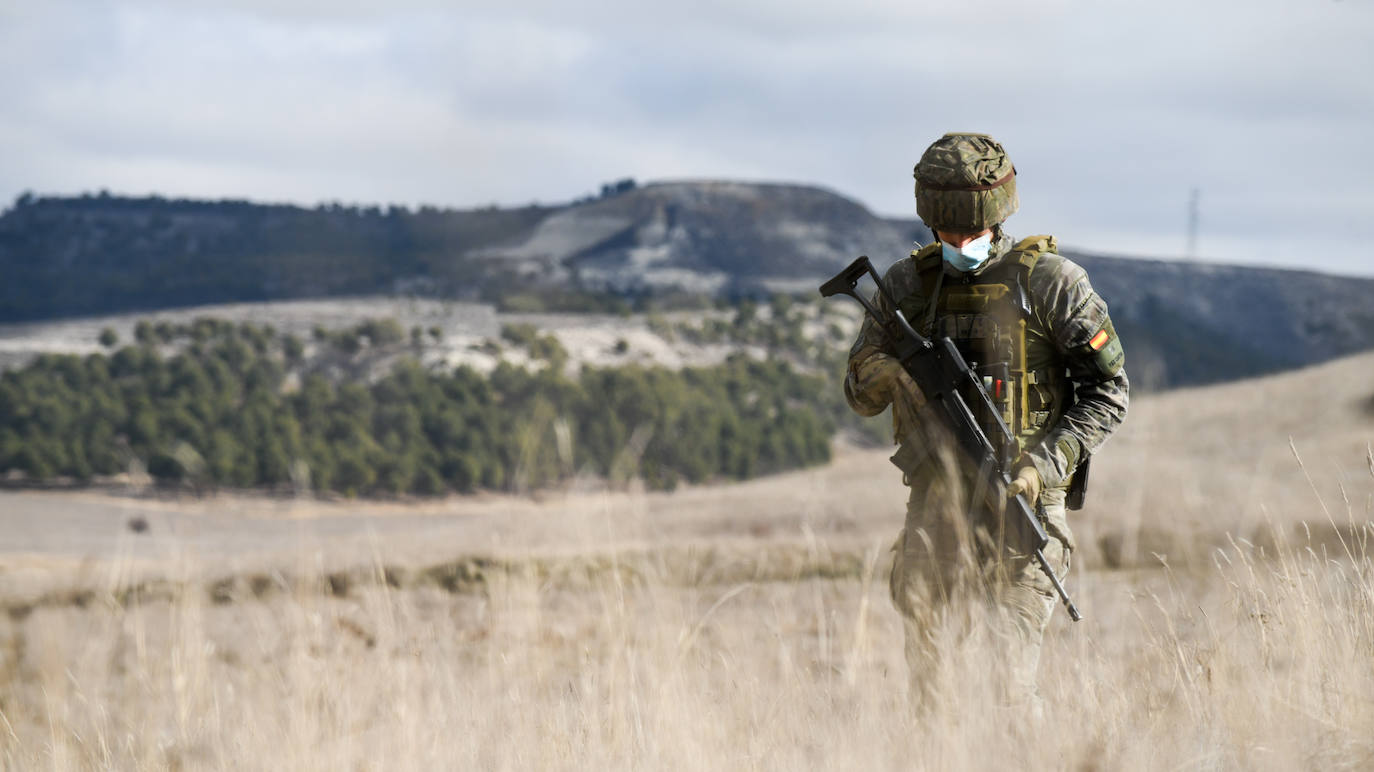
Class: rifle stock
821,256,1082,622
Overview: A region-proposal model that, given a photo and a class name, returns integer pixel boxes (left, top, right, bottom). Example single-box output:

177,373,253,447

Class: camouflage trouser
888,459,1072,714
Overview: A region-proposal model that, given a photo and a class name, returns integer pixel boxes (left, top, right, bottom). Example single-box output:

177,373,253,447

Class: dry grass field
2,353,1372,770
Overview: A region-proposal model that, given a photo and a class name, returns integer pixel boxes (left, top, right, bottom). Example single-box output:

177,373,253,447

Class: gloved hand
852,352,928,438
853,352,927,411
1005,465,1042,504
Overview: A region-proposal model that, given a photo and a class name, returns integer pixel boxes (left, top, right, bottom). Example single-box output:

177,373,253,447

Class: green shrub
0,317,839,496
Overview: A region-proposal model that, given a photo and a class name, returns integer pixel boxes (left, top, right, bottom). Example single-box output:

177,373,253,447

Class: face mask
941,232,993,272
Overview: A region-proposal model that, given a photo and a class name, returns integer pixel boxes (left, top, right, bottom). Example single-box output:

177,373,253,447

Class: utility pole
1186,187,1200,259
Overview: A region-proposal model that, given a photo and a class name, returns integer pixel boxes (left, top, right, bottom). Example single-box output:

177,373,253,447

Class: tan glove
854,353,926,403
852,352,897,399
852,352,927,434
1005,465,1042,505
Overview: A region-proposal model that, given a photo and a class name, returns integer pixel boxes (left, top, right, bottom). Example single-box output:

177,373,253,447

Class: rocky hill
1,185,1371,389
475,181,929,294
0,184,925,321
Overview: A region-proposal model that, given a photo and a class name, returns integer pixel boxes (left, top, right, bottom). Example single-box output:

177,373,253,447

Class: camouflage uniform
845,134,1128,710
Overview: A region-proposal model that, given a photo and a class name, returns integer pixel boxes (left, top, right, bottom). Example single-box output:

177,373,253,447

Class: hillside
2,186,1372,388
0,184,920,319
0,192,553,318
478,181,928,293
1069,251,1374,388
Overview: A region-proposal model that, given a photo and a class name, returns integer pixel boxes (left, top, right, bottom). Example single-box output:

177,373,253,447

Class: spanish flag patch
1089,329,1111,351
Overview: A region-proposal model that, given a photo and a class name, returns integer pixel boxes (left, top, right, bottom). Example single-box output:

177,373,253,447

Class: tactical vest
896,235,1071,458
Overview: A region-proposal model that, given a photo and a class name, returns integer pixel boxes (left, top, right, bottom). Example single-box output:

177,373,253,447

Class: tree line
0,320,834,496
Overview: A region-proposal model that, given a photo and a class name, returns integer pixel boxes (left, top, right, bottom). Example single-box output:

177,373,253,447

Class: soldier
844,132,1128,711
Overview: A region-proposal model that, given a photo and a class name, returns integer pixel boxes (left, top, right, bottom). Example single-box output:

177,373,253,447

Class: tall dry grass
2,448,1372,770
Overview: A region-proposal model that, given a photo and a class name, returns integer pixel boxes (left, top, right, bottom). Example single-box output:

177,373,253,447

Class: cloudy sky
2,0,1372,275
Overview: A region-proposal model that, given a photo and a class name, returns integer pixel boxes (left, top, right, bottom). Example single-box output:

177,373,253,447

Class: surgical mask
941,232,993,272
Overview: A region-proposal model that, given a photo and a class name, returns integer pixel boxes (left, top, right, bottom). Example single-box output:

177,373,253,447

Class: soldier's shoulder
1023,249,1106,330
882,246,937,295
1026,251,1090,295
893,240,942,270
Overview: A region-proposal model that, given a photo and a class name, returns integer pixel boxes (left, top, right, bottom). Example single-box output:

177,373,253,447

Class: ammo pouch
889,434,928,482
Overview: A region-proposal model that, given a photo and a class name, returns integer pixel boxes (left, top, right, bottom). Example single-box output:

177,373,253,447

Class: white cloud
1,0,1372,274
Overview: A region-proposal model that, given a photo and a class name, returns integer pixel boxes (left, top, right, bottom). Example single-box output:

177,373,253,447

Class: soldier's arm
842,257,922,417
1025,258,1129,488
844,300,891,417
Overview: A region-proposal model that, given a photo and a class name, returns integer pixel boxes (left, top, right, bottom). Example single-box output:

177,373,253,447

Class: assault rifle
820,256,1082,622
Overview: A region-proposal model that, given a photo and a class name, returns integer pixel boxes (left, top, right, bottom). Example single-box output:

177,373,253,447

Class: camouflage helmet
913,132,1018,233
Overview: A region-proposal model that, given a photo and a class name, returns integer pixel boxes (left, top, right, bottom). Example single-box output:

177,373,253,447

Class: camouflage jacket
844,230,1129,491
